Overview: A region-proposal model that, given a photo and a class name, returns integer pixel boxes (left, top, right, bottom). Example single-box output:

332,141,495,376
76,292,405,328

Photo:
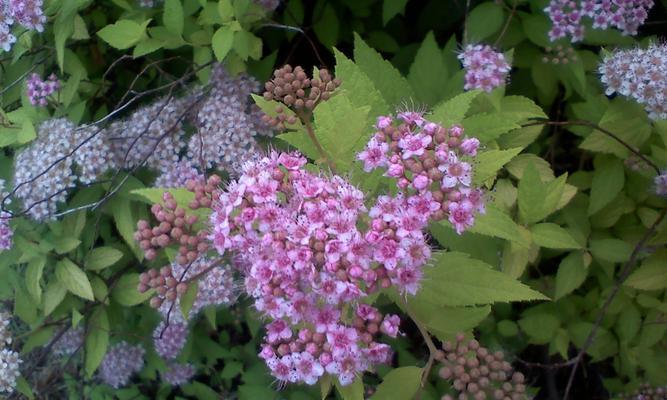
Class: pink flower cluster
162,362,195,386
458,45,511,93
545,0,654,42
0,0,46,52
357,112,485,234
0,180,12,251
209,152,416,385
599,44,667,120
26,73,60,107
99,341,145,389
153,321,188,360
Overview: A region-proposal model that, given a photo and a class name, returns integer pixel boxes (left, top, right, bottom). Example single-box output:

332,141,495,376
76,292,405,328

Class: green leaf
518,165,566,224
233,30,262,61
588,155,625,215
112,273,153,306
333,48,390,119
497,320,519,337
313,3,339,48
464,204,529,246
335,376,364,400
43,281,67,316
218,0,233,21
85,307,109,376
569,322,617,361
54,9,75,71
554,251,588,300
84,247,124,271
52,237,81,254
55,258,95,301
473,148,522,184
180,280,199,319
212,26,234,61
461,112,522,142
382,0,408,25
408,32,448,105
589,239,633,263
110,196,143,259
430,90,481,127
25,256,46,303
133,38,164,58
72,14,89,40
163,0,184,36
466,2,504,41
320,374,333,399
370,366,422,400
625,250,667,291
417,252,548,306
519,313,560,344
580,99,652,158
15,376,35,400
220,361,243,379
530,223,582,250
313,94,371,171
616,305,640,343
23,326,55,353
353,33,414,107
97,20,149,50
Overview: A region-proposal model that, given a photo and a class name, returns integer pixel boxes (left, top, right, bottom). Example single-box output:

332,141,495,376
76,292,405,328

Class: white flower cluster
187,64,273,173
154,159,202,189
13,119,115,220
599,44,667,120
0,312,21,394
99,341,145,388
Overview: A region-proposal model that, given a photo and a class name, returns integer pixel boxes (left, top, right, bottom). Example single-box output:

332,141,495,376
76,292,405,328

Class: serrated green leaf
84,247,124,271
353,33,414,106
85,307,109,376
462,112,523,143
408,32,448,105
430,90,481,127
555,251,588,300
473,147,522,184
518,164,565,224
97,19,149,50
465,204,529,246
530,223,582,249
519,313,559,343
56,258,94,301
112,273,153,306
163,0,184,36
370,366,422,400
417,252,548,306
233,30,262,61
333,48,390,119
313,94,370,171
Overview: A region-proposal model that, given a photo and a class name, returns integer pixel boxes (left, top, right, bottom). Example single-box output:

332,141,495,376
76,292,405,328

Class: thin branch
401,298,437,400
297,110,336,172
563,208,667,400
523,118,661,174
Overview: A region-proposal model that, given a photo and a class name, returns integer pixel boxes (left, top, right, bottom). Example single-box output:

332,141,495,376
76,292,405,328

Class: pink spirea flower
162,362,196,386
0,212,11,252
357,112,486,235
0,0,45,52
210,151,423,386
26,73,60,107
545,0,654,42
99,342,145,389
458,44,511,93
599,44,667,120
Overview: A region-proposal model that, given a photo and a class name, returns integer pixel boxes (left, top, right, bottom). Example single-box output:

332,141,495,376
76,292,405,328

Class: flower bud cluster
0,180,12,251
53,327,84,357
26,73,60,106
541,45,577,64
545,0,654,42
357,112,485,234
162,362,196,386
187,64,273,172
209,151,435,385
0,312,21,394
0,0,46,52
13,118,116,220
262,65,341,129
618,383,666,400
598,44,667,120
99,341,145,389
436,334,528,400
458,45,511,93
134,175,221,263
